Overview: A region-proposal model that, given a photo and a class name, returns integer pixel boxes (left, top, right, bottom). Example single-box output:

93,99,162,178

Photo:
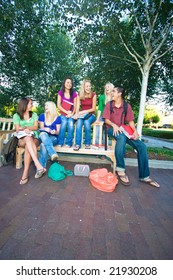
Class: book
39,129,50,134
15,131,34,139
61,100,73,115
77,113,91,119
120,125,134,139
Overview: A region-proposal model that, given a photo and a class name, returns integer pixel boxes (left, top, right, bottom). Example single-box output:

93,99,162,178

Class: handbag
74,164,90,177
89,168,118,192
48,162,73,181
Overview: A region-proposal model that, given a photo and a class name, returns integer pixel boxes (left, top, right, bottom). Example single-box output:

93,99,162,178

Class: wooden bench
0,117,116,173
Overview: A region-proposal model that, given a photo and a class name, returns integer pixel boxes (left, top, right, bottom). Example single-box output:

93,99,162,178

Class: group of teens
13,78,160,188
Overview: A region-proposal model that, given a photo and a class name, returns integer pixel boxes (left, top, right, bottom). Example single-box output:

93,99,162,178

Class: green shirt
98,94,106,115
13,112,38,137
13,112,38,126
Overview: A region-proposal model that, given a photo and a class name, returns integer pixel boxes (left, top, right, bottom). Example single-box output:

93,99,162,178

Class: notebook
120,125,134,139
61,100,73,115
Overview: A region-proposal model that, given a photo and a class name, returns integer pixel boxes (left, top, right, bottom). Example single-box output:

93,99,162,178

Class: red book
61,100,73,116
120,125,134,139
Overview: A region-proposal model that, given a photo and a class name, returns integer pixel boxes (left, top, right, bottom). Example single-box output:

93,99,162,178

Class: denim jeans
108,127,150,179
39,132,58,168
58,115,75,146
75,114,96,146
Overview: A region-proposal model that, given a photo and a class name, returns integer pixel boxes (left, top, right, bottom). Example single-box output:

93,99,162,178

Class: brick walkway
0,160,173,260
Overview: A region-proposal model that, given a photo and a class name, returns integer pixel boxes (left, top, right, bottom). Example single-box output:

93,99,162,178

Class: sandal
20,177,29,185
85,145,91,149
73,145,80,151
35,168,46,179
140,178,160,188
116,171,131,186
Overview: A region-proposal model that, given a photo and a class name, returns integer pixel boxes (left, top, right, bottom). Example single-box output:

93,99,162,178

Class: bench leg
109,155,116,175
16,147,24,169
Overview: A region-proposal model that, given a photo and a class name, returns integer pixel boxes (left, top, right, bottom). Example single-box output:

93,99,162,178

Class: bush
142,128,173,140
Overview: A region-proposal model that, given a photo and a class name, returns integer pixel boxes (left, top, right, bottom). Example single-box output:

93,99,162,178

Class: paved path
142,136,173,150
0,162,173,260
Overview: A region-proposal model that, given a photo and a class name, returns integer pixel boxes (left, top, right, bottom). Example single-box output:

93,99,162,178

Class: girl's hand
24,127,31,134
44,127,50,132
50,129,56,135
73,113,78,120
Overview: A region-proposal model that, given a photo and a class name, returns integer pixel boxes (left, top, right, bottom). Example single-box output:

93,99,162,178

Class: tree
55,0,173,135
0,0,80,112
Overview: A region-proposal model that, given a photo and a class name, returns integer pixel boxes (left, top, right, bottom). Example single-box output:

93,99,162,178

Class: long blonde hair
45,101,57,123
104,82,114,104
78,79,92,100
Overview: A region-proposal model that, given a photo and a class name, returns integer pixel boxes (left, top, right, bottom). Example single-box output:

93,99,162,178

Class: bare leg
18,136,46,184
23,136,45,171
21,147,32,181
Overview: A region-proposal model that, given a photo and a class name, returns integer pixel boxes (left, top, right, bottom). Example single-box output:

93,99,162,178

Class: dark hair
62,77,74,100
17,97,32,119
115,86,125,98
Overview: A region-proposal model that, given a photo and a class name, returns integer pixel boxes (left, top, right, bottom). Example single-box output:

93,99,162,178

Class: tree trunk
137,64,150,136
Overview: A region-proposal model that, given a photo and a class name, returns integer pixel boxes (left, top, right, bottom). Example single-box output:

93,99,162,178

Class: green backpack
48,162,73,181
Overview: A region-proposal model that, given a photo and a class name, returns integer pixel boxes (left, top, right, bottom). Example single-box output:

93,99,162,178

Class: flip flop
20,177,29,185
73,145,80,151
35,168,46,179
140,178,160,188
116,172,131,186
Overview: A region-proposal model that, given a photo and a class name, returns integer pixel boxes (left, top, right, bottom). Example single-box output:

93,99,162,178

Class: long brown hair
17,97,32,119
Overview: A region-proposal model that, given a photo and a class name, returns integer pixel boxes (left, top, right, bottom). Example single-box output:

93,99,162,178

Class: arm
96,110,101,123
104,118,122,136
128,120,139,140
15,120,38,133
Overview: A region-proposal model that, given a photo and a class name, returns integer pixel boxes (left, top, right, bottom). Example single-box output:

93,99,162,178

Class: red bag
89,168,118,192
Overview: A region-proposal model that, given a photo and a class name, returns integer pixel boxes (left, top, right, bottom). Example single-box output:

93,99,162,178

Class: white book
15,131,34,139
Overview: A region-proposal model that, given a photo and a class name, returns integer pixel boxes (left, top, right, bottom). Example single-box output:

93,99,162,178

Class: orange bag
89,168,118,192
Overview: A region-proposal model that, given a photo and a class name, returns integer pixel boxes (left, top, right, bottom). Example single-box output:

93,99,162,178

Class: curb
125,158,173,169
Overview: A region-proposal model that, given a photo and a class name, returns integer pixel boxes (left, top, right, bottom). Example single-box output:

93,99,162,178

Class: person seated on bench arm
73,79,96,151
13,97,46,185
37,101,61,175
102,86,160,188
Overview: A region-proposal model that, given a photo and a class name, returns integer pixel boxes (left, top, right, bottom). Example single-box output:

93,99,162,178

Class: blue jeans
108,128,150,179
58,115,75,146
75,114,96,146
39,132,58,168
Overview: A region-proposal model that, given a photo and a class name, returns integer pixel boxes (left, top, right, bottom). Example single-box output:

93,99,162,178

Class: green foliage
142,128,173,140
32,105,44,116
0,0,81,113
144,107,160,124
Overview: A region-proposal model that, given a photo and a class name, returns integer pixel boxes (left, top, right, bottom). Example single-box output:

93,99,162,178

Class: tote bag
89,168,118,192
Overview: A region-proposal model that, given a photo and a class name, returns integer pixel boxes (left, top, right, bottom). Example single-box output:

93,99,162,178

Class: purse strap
63,170,73,176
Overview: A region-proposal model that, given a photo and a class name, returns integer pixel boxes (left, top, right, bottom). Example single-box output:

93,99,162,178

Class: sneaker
51,154,59,162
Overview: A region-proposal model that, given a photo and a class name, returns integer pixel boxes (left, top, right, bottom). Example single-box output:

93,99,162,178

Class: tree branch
132,6,146,49
150,20,173,60
151,44,173,67
119,32,144,74
148,0,163,43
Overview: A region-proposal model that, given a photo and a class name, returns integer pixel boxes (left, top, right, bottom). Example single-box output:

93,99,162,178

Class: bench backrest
0,117,15,142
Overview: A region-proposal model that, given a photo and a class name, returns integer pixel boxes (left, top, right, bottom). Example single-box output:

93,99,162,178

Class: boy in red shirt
103,86,160,188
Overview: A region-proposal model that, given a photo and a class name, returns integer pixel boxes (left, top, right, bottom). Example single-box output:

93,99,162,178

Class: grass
126,146,173,161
